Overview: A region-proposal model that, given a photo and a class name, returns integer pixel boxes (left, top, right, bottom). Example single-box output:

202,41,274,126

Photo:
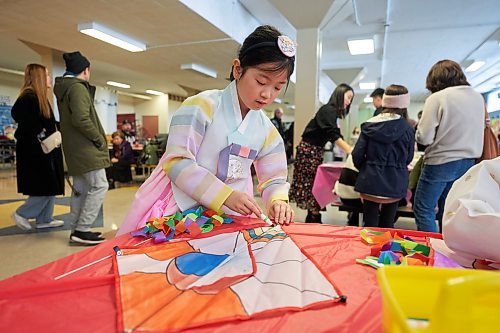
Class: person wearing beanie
120,119,136,144
53,50,110,245
62,51,90,75
370,88,385,116
352,84,415,228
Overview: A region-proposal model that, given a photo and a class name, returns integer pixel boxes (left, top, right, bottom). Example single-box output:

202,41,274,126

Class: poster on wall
0,95,15,138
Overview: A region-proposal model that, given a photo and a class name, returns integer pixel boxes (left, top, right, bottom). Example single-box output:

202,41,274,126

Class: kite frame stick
55,215,274,281
53,238,151,280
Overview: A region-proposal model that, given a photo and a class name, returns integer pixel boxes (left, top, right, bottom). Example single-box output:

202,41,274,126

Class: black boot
305,211,314,223
347,212,359,226
311,213,323,224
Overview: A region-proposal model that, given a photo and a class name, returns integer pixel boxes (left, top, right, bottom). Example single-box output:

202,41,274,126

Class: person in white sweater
414,59,484,233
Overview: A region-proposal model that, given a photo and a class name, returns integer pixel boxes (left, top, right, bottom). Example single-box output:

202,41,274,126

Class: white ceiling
0,0,499,111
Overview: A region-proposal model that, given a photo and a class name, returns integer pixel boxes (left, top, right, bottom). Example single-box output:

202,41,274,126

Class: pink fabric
312,162,344,208
117,153,179,236
312,162,413,209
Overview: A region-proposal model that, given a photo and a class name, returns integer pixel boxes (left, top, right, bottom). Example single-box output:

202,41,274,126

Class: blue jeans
413,158,475,232
16,196,56,224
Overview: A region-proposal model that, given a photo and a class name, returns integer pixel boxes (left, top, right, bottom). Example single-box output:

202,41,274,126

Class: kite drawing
114,225,343,332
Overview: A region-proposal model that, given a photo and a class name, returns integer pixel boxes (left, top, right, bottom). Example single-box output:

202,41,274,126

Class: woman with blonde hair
11,63,65,231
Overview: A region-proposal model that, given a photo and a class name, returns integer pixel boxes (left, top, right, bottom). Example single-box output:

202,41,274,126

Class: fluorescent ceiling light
363,97,373,103
116,91,152,100
359,82,376,90
145,89,165,96
181,63,217,78
107,81,130,89
287,105,296,110
0,67,24,76
465,61,485,72
78,22,146,52
274,98,282,104
347,38,374,55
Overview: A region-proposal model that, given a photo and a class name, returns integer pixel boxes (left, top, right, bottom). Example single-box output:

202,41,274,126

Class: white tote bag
442,157,500,263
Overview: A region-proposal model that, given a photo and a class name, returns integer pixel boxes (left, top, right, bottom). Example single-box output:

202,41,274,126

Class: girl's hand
111,157,119,163
269,200,294,225
224,190,262,217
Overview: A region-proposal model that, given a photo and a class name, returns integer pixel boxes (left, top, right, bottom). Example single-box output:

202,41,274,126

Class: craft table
0,220,448,333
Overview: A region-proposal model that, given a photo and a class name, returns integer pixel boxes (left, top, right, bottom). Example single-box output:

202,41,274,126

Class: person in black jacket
270,108,286,139
106,131,135,189
11,63,65,231
352,84,415,228
290,83,354,223
370,88,384,116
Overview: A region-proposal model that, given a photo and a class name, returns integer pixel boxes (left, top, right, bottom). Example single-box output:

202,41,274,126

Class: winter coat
352,114,415,199
53,76,110,175
11,91,64,196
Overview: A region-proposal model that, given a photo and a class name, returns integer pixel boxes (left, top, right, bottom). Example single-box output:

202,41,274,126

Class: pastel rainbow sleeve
254,126,290,210
163,96,233,211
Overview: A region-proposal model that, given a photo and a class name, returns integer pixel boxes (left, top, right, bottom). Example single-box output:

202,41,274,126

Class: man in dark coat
270,108,286,139
54,51,110,245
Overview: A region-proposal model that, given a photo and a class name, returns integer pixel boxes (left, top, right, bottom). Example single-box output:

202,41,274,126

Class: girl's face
344,90,354,109
112,135,123,145
232,59,288,113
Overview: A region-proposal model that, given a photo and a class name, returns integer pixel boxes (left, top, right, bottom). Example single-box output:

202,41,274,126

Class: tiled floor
0,166,417,280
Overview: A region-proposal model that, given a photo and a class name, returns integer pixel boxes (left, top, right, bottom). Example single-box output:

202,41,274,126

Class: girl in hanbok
117,25,296,236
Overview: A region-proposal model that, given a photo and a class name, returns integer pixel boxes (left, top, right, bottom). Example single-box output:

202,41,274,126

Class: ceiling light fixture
274,98,282,104
107,81,130,89
465,60,485,72
347,38,374,55
0,67,24,76
359,82,376,90
116,91,152,100
181,63,217,78
78,22,146,52
363,97,373,103
145,89,165,96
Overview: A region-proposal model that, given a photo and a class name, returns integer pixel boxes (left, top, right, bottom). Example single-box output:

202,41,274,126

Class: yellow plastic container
377,266,500,332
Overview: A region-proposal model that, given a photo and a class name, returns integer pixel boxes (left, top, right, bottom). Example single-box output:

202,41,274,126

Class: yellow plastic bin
377,266,500,332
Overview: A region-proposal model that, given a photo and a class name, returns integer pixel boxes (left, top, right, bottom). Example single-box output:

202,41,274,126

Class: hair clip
277,35,296,58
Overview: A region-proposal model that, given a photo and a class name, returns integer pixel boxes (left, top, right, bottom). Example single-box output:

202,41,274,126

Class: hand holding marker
260,212,273,225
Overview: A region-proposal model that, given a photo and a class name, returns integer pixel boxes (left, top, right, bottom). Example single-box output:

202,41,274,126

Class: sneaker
74,230,103,237
70,230,106,245
36,219,65,229
12,212,32,231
